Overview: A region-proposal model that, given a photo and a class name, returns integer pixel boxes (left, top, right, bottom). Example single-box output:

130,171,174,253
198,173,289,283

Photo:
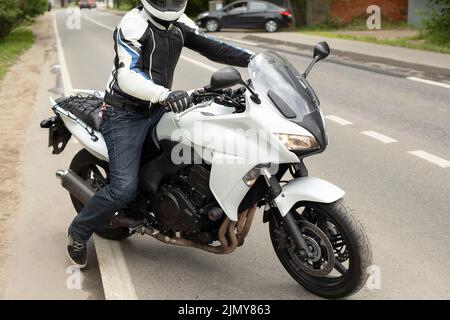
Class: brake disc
289,221,336,277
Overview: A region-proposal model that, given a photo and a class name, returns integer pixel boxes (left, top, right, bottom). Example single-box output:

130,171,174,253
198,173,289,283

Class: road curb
244,35,450,77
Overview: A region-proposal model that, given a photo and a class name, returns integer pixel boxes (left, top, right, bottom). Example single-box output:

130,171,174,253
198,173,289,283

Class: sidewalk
0,12,104,299
244,32,450,76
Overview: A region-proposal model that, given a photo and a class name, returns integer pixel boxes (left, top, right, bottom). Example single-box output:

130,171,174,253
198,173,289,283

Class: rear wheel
205,19,220,32
69,149,130,240
264,19,279,32
269,199,372,298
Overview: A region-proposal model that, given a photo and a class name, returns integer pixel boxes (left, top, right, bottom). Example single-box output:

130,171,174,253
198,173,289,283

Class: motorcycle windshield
249,51,320,120
248,51,327,149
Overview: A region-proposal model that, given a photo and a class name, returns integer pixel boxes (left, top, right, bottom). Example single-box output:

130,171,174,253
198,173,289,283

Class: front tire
69,149,130,240
269,199,372,298
264,19,279,32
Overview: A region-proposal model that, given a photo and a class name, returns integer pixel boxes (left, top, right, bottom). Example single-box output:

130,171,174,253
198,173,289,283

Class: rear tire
69,149,130,240
205,19,220,32
269,199,372,298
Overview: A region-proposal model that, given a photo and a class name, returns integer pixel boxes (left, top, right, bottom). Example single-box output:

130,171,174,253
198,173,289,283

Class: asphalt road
39,9,450,299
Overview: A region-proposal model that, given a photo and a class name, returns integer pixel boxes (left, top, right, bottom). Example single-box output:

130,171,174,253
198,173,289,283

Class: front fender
274,177,345,217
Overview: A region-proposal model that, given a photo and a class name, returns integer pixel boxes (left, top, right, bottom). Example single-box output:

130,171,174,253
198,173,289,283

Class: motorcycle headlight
275,133,319,151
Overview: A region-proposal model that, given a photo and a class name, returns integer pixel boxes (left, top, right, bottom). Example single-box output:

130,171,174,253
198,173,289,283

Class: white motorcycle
41,42,372,298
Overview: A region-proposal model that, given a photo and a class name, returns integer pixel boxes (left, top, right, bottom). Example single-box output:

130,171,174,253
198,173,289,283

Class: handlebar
167,84,247,121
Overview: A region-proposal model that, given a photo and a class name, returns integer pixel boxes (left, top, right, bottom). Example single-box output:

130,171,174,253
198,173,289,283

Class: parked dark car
195,0,293,33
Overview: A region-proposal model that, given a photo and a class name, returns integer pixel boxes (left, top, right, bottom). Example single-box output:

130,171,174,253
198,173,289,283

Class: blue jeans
69,106,158,243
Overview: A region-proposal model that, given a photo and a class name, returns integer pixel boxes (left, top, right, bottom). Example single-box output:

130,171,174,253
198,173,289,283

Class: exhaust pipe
56,169,95,205
55,169,143,230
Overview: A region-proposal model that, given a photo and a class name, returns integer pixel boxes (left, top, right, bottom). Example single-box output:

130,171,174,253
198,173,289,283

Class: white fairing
157,90,308,221
274,177,345,217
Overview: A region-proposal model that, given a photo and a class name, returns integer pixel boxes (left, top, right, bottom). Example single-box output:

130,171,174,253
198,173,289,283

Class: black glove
162,90,192,113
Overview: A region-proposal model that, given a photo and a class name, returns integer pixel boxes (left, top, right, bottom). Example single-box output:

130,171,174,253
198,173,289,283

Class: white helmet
141,0,188,22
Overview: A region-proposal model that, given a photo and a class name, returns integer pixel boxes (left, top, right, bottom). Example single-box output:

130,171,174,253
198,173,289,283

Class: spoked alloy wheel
69,149,130,240
269,199,372,298
205,19,220,32
264,19,278,32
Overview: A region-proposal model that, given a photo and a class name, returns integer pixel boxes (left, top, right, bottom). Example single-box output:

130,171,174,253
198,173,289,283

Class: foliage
21,0,49,19
0,0,23,39
0,0,47,40
185,0,209,16
423,0,450,45
0,26,34,81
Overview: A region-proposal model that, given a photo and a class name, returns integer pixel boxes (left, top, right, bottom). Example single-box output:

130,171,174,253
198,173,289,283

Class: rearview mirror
210,67,242,90
302,42,331,78
313,41,330,61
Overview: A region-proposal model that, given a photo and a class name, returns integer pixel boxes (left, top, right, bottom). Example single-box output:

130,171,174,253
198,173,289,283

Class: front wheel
269,199,372,298
264,19,279,32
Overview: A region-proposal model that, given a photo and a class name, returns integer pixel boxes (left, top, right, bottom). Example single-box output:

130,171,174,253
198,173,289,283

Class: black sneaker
67,234,87,268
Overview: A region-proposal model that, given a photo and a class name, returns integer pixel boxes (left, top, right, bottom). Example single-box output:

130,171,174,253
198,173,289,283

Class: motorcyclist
66,0,253,268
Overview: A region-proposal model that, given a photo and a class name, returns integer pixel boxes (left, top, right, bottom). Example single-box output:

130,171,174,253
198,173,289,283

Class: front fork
262,163,313,259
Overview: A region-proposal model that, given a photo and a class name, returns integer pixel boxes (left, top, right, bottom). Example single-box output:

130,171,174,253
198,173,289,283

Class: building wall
308,0,332,25
329,0,408,25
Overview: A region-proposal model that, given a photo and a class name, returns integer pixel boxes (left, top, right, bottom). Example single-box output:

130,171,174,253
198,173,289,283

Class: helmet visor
146,0,187,12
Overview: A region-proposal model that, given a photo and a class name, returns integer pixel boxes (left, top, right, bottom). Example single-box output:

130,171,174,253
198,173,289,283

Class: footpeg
111,214,145,234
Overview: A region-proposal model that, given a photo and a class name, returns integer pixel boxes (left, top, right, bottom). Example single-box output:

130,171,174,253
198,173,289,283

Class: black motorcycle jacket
105,6,252,109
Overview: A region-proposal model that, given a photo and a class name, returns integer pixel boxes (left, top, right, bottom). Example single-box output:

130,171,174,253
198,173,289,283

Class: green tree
0,0,23,39
424,0,450,45
185,0,208,17
0,0,48,40
21,0,48,19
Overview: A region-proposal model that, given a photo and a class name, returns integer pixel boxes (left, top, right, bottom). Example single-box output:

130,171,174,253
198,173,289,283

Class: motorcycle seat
56,96,103,131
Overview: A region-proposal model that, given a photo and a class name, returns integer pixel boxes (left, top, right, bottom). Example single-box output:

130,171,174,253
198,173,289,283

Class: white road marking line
82,13,115,31
180,55,218,72
93,235,138,300
53,11,138,300
325,115,353,126
361,131,398,144
408,150,450,168
52,13,73,96
407,77,450,90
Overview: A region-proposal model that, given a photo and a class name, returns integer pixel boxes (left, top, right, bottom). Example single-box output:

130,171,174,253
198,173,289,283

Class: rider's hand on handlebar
161,90,193,113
